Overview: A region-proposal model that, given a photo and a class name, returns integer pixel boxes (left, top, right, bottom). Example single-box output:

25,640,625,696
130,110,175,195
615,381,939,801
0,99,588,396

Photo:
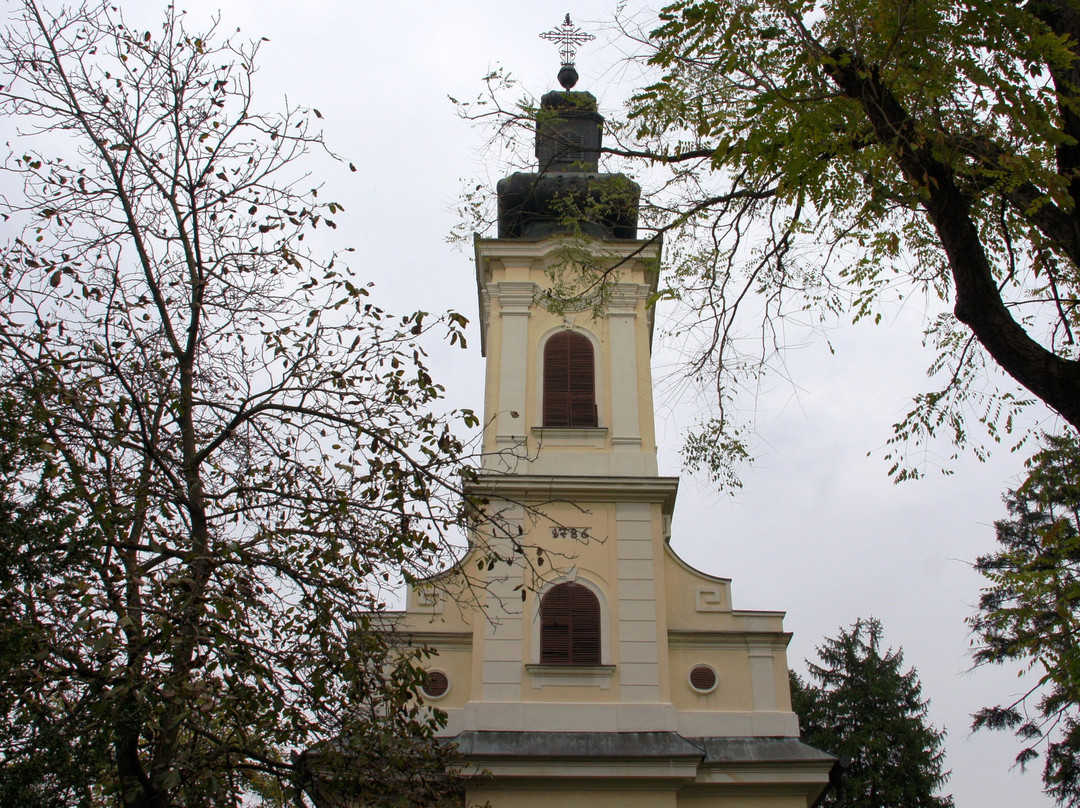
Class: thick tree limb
824,48,1080,430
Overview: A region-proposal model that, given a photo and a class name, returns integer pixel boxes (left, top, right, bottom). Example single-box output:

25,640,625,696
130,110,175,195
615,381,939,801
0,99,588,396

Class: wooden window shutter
540,582,601,665
543,331,597,428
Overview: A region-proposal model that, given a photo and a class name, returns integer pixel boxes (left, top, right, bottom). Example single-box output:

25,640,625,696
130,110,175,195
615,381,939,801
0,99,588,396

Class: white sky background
18,0,1060,804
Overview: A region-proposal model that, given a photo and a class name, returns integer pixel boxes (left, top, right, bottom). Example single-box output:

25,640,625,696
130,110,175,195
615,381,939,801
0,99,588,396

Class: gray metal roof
452,731,835,765
690,736,836,765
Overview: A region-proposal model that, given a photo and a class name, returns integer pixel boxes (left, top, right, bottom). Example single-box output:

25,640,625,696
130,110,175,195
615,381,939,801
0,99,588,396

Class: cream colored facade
391,226,835,805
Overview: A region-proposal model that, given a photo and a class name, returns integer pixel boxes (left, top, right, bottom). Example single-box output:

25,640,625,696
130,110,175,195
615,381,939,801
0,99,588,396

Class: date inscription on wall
550,526,592,540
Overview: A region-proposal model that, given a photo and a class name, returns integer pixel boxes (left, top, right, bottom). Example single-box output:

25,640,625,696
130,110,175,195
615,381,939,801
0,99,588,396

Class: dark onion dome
496,89,640,240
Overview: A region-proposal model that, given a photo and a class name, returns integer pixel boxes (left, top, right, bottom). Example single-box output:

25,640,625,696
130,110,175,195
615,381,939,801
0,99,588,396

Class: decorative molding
479,285,491,333
475,237,662,263
667,630,793,650
473,235,664,354
466,473,679,515
748,643,779,659
397,631,473,648
532,426,608,447
491,281,537,312
695,585,730,613
415,587,445,614
525,664,616,689
607,282,651,312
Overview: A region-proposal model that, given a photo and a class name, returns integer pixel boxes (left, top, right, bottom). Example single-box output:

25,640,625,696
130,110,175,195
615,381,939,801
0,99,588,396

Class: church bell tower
395,17,835,808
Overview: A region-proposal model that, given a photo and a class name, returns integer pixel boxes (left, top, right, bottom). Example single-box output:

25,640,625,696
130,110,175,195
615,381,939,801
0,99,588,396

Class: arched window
543,331,597,428
540,582,601,665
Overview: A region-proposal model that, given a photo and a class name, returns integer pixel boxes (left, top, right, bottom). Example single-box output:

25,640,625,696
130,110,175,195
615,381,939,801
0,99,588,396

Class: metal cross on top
540,14,595,68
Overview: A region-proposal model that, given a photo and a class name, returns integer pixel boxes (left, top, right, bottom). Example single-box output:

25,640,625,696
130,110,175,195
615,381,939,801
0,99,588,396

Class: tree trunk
824,52,1080,431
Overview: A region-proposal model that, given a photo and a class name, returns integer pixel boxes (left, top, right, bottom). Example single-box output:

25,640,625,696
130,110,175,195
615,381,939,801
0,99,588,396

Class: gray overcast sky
93,1,1060,804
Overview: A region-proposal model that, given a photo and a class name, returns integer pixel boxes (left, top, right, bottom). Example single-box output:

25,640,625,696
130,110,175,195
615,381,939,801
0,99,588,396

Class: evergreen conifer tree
969,430,1080,804
792,618,953,808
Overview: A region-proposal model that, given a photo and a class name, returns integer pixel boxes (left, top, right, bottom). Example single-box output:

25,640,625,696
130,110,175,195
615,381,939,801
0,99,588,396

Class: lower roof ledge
452,732,834,768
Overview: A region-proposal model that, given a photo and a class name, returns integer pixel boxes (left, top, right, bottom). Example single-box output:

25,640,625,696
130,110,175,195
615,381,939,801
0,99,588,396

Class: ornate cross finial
540,14,595,90
540,14,595,69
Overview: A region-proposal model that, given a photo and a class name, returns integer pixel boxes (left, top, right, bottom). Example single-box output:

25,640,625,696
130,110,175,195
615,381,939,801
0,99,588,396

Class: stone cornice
475,235,662,263
490,280,537,311
473,233,663,354
607,281,652,313
465,473,679,516
395,630,473,648
667,630,793,649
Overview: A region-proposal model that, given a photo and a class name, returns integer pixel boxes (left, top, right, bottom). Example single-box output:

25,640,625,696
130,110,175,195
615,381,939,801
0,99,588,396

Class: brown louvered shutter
543,331,596,428
422,670,450,698
540,583,601,665
689,665,717,692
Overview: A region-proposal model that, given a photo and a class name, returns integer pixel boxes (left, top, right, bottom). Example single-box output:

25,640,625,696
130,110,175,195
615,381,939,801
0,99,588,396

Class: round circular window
688,664,718,694
422,669,450,699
